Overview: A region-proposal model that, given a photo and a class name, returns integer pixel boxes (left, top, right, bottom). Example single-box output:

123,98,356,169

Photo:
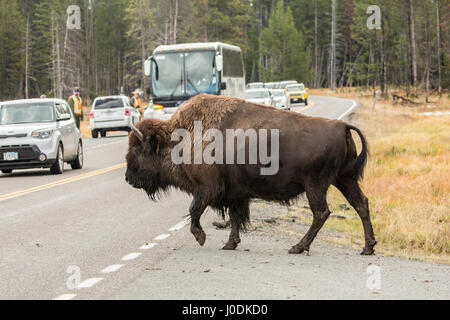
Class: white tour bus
143,42,245,120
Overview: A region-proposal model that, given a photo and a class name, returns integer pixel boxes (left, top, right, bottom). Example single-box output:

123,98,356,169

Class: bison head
125,119,171,199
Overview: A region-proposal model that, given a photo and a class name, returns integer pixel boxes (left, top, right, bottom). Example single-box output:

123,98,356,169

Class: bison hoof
222,238,240,251
360,247,375,256
288,245,309,255
192,229,206,247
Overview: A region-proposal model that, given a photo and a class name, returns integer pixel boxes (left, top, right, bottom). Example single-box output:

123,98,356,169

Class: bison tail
346,125,369,181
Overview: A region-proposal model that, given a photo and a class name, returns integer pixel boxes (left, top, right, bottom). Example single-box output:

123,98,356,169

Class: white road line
102,264,124,273
338,100,358,120
122,253,142,261
169,219,189,232
77,278,104,289
140,243,157,250
54,294,77,300
154,234,171,241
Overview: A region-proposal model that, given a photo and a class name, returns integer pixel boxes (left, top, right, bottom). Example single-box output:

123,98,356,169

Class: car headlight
31,129,55,139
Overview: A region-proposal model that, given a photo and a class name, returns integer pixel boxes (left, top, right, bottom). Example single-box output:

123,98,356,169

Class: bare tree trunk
25,16,30,99
380,11,387,97
51,11,57,97
173,0,178,44
425,0,431,103
330,0,337,91
436,0,442,97
139,0,146,92
409,0,418,88
56,20,62,98
258,0,263,82
314,0,319,88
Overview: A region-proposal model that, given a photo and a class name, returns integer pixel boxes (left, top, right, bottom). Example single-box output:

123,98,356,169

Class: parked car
285,83,308,106
246,82,264,89
245,88,274,107
0,98,83,175
279,80,298,90
270,89,290,110
90,95,140,138
264,82,280,89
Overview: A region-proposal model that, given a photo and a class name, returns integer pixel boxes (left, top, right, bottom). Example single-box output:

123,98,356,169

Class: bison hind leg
334,177,377,255
289,183,331,255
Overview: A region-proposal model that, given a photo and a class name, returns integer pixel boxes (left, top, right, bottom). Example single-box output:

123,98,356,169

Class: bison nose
125,173,129,183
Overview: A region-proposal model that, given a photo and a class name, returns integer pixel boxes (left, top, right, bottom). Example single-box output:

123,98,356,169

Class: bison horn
130,123,144,143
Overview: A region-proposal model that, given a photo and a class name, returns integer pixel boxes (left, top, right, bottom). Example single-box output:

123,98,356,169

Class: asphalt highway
0,96,448,300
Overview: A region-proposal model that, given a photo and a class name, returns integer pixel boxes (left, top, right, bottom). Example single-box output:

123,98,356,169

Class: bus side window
223,49,244,78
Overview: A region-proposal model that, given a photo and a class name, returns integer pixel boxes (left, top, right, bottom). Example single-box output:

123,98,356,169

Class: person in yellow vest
130,90,143,115
68,88,83,129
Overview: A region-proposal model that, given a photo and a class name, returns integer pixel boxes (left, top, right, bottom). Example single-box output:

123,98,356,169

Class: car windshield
94,98,124,109
280,81,297,89
265,83,278,89
152,51,218,98
246,90,269,99
270,91,284,97
286,84,305,92
248,83,264,89
0,102,55,125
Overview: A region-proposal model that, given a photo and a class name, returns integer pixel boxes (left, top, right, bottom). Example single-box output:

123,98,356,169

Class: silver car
90,95,141,138
245,88,274,107
270,89,290,110
0,98,83,175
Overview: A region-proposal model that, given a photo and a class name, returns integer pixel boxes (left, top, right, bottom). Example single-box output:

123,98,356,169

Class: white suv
90,95,141,138
0,98,83,175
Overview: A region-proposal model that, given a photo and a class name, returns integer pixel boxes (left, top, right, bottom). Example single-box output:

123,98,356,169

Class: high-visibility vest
133,97,142,111
70,95,82,115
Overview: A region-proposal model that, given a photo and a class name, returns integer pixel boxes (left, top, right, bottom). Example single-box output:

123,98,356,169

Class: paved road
0,96,448,300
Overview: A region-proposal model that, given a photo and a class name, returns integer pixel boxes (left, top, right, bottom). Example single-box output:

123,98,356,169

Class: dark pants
75,116,81,130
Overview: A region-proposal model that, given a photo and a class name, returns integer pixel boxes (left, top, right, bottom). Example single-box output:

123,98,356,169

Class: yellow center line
0,163,126,202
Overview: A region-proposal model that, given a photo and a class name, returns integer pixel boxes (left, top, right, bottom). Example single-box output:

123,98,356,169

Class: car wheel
50,144,64,175
70,141,83,170
2,170,13,174
101,130,107,138
92,130,99,139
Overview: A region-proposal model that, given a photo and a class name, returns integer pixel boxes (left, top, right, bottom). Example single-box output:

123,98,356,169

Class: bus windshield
152,51,218,98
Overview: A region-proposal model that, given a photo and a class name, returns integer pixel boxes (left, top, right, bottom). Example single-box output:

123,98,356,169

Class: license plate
3,152,19,161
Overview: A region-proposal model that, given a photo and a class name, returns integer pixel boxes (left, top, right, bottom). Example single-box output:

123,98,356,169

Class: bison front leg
223,200,249,251
189,196,207,247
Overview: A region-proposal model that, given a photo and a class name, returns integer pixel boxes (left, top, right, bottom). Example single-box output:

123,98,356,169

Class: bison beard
125,94,377,255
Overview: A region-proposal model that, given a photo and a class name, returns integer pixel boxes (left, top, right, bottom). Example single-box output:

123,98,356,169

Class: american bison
126,94,377,255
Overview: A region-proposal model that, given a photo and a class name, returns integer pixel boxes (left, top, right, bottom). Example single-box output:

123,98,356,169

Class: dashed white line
54,294,77,300
169,219,189,232
102,264,124,273
77,278,104,289
154,234,171,241
122,253,142,261
140,243,157,250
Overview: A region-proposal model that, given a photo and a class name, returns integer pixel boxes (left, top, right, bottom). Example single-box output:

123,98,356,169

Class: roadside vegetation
310,88,449,264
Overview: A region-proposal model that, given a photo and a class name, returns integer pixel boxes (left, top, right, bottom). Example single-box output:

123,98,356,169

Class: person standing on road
131,90,143,115
68,88,83,129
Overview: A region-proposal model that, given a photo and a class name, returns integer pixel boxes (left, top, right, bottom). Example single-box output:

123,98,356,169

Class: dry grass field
310,88,449,264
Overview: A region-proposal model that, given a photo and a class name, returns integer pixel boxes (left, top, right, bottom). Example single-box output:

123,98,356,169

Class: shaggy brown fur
126,94,377,255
